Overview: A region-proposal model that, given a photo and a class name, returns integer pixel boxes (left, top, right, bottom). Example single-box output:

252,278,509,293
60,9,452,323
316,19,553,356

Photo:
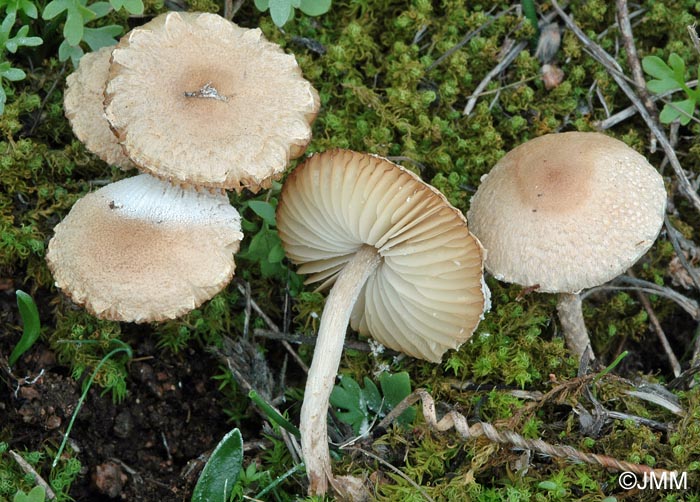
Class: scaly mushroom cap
277,149,488,362
467,132,667,293
46,174,243,322
64,45,134,170
104,11,320,192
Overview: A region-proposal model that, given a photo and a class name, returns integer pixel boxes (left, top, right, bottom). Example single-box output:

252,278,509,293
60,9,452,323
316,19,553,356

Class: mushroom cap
104,11,320,192
64,45,134,170
467,132,667,293
46,174,243,322
277,149,488,362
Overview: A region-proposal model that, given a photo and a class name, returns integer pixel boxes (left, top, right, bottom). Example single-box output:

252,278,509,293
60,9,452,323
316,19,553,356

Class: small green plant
13,485,45,502
642,52,700,125
41,0,143,65
330,371,415,435
236,185,303,294
191,428,243,502
0,5,42,114
52,339,132,467
254,0,331,28
9,290,41,367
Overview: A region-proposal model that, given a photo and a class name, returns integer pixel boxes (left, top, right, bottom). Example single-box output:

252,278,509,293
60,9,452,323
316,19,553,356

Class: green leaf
378,371,415,425
642,55,675,81
88,1,112,18
668,53,686,81
110,0,143,14
19,0,38,18
82,24,121,51
1,67,26,80
254,0,269,11
269,0,292,27
9,290,41,367
191,428,243,502
247,200,277,227
57,38,83,65
64,7,85,45
13,485,46,502
660,98,696,125
330,375,383,435
42,0,70,20
122,0,143,14
647,77,680,94
267,242,285,264
0,84,7,115
298,0,331,16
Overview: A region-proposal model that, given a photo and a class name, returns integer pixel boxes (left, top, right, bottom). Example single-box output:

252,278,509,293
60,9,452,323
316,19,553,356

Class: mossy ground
1,0,700,500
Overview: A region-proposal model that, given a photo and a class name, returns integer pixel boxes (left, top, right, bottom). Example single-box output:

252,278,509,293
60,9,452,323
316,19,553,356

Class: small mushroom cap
277,149,488,362
46,174,243,322
105,11,320,192
467,132,667,293
64,45,134,170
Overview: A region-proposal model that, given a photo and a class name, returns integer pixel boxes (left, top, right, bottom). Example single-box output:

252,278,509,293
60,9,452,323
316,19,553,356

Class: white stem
556,292,595,362
300,245,381,496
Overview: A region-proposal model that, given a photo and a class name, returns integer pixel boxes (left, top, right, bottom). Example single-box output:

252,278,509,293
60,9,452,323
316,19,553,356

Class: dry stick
627,271,682,377
235,282,309,374
253,328,376,353
426,5,506,72
378,389,673,477
551,0,700,216
463,40,528,116
462,7,563,116
346,447,436,502
665,214,700,292
582,276,700,320
616,0,657,117
688,24,700,55
9,450,57,500
597,82,700,129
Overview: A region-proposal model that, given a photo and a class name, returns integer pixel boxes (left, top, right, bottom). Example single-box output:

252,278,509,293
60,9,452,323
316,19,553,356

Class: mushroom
46,174,243,322
64,45,134,170
276,149,489,495
104,11,320,192
467,132,667,361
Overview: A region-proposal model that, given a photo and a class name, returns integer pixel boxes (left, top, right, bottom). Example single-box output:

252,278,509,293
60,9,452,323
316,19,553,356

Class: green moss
2,0,699,499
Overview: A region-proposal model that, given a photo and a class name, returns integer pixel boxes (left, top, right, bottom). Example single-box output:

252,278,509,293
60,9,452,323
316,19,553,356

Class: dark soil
1,327,233,501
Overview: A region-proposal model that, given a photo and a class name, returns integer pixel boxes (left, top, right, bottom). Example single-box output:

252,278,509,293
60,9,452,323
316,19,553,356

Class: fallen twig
378,389,673,476
9,450,57,500
628,271,681,377
463,40,528,116
616,0,657,117
236,281,309,374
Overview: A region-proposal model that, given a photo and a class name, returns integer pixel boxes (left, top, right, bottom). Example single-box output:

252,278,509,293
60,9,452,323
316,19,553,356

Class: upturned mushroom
276,149,489,495
467,132,666,361
63,45,134,170
104,11,320,192
46,174,243,322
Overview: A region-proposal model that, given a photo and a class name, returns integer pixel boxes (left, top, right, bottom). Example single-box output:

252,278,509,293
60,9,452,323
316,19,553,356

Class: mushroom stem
556,293,595,362
300,244,381,495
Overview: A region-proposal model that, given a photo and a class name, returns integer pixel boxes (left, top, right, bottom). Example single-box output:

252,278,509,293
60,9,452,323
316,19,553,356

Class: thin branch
581,275,700,320
346,447,436,502
236,282,309,374
628,271,681,377
552,0,700,216
665,214,700,292
9,450,57,500
616,0,657,117
463,41,527,116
